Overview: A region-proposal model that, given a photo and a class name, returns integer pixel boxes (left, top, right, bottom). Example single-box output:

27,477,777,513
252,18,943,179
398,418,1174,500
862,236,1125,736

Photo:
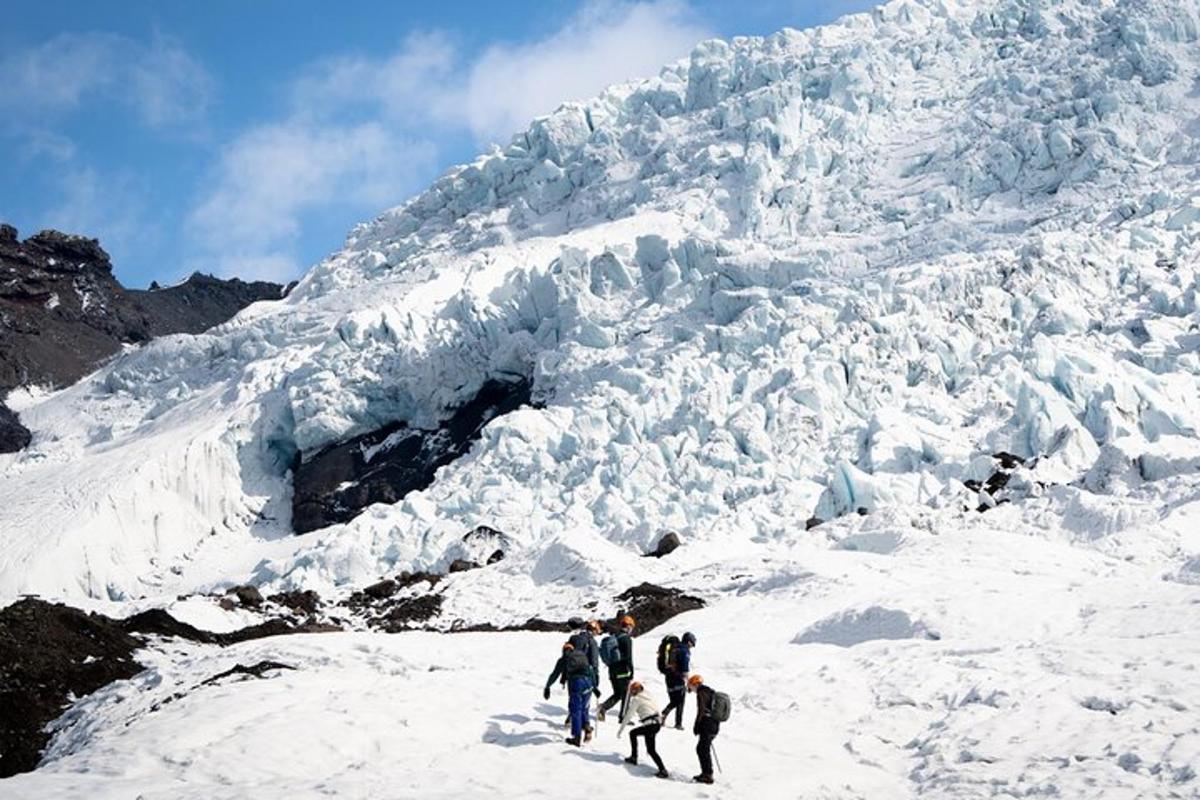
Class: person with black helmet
617,681,670,779
661,631,695,729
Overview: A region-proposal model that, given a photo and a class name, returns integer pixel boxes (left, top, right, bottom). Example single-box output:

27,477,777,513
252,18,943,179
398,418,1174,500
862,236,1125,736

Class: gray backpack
710,690,732,723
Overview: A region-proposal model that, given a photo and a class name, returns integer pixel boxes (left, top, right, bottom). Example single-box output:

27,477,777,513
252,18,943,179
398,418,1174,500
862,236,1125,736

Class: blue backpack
599,635,621,666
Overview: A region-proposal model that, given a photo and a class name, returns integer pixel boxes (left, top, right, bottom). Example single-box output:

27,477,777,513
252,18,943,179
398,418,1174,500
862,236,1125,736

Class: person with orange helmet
544,640,598,747
687,674,720,784
597,614,636,721
617,681,669,779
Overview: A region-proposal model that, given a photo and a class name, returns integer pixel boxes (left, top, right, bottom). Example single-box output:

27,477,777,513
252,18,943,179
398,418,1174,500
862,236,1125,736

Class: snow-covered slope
3,0,1199,602
2,1,1200,795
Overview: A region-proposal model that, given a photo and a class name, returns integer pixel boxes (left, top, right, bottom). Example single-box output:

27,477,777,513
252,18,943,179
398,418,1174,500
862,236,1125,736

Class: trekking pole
712,743,723,774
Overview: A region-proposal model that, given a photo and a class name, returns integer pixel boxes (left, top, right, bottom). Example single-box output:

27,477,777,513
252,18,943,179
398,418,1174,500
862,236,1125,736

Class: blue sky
0,1,876,287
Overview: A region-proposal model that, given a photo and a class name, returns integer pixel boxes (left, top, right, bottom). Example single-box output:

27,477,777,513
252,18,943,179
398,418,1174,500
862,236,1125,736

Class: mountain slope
1,0,1200,797
0,224,285,453
3,0,1198,601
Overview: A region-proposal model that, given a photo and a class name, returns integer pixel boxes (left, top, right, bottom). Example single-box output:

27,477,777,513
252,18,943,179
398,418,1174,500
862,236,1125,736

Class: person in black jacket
544,641,598,746
661,631,695,729
687,674,719,784
564,619,603,730
598,615,636,721
567,619,603,682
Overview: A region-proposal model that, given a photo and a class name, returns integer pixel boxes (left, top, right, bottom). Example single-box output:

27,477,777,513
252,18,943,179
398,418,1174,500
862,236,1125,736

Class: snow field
5,519,1198,799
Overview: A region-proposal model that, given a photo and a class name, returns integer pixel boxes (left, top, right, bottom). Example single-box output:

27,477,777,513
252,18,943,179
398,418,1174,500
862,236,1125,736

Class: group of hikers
543,615,730,785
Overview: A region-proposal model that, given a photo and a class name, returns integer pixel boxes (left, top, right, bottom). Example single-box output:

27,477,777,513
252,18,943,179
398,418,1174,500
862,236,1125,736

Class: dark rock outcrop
0,597,339,778
450,617,575,634
292,378,537,533
614,583,705,635
0,224,285,453
0,402,31,452
0,599,143,778
455,525,511,566
120,607,340,645
200,661,295,686
645,531,681,558
227,585,264,608
267,589,321,616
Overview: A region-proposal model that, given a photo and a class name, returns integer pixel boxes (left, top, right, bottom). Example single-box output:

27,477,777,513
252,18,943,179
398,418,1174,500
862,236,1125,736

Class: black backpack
568,631,591,654
564,649,590,679
656,634,681,674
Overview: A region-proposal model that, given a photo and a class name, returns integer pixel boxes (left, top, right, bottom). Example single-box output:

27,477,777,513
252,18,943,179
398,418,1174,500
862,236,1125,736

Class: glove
543,687,550,701
593,689,602,699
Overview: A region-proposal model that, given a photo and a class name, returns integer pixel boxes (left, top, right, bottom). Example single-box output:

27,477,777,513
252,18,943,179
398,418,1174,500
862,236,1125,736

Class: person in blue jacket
661,631,695,729
544,641,598,746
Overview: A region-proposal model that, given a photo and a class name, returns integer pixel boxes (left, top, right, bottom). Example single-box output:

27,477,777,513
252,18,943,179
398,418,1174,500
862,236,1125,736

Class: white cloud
187,120,438,279
43,166,158,274
288,31,456,123
450,1,709,144
0,32,212,130
187,2,712,281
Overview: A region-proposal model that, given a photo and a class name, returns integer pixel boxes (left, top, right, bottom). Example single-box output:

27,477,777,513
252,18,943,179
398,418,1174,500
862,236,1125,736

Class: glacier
3,0,1198,601
1,1,1199,797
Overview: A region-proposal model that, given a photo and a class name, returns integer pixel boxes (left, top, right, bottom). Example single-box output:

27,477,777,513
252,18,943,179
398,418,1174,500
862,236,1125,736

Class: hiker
563,619,603,731
567,618,603,682
688,674,720,784
598,615,636,721
617,681,669,779
544,641,598,746
659,631,695,729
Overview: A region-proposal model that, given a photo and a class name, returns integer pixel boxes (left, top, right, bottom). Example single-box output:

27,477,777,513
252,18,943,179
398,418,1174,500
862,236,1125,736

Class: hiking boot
673,723,684,730
565,737,581,747
597,708,606,722
624,756,638,765
693,774,714,784
656,769,670,779
583,727,593,743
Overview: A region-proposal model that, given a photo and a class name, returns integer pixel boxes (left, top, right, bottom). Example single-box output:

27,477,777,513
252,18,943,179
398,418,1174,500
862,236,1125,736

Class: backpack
710,690,732,723
568,631,591,654
563,649,590,679
599,635,621,666
656,634,681,674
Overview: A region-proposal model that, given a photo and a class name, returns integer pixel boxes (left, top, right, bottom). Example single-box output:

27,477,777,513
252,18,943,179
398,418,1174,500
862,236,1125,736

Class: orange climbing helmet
620,615,636,629
562,641,575,651
629,681,644,694
687,674,704,689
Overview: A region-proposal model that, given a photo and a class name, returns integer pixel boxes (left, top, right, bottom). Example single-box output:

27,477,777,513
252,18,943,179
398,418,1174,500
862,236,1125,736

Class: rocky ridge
0,223,284,452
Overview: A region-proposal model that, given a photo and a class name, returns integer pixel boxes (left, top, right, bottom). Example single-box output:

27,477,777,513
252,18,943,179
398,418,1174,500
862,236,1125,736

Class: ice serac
1,0,1200,601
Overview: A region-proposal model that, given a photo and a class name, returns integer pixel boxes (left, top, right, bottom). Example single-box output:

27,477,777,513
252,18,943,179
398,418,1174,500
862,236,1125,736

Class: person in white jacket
617,681,669,778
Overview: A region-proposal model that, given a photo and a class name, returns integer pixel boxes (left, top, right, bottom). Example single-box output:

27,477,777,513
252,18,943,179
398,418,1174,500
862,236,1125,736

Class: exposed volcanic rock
292,378,537,533
0,599,142,778
645,531,682,558
0,224,284,453
0,402,30,452
120,608,340,645
614,583,705,635
199,661,296,686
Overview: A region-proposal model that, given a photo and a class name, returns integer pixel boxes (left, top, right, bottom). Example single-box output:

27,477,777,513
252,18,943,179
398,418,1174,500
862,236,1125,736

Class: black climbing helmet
683,632,696,646
568,616,585,628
